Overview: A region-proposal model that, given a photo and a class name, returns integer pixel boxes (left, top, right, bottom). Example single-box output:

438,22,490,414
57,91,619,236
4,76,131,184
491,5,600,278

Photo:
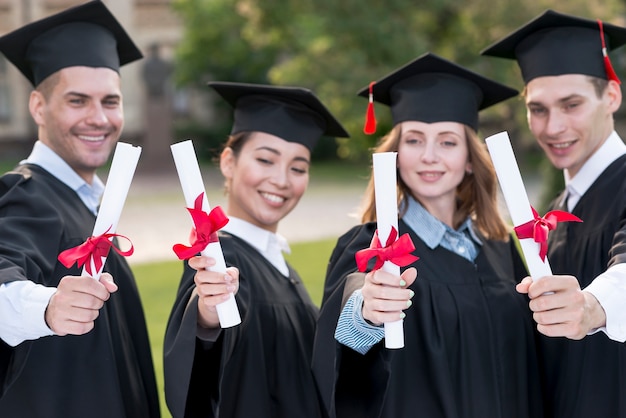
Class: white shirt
564,131,626,342
0,141,105,347
221,217,291,276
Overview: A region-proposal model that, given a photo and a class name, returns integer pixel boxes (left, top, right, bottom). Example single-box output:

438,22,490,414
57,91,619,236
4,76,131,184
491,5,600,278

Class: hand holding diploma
171,140,241,328
355,152,418,349
52,142,140,335
485,132,599,339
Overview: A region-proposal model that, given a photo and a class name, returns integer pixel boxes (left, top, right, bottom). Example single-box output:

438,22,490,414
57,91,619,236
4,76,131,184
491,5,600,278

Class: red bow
58,226,134,276
514,207,582,261
355,227,419,272
173,193,229,260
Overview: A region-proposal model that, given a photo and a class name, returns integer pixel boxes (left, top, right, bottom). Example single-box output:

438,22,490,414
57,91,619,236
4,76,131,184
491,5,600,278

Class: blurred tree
172,0,625,204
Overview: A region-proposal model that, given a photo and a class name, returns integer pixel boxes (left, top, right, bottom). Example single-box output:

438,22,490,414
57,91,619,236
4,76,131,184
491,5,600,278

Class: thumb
99,272,119,293
515,276,532,294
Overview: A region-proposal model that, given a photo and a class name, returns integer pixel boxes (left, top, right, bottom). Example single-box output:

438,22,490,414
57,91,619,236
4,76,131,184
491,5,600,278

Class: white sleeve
584,263,626,342
0,281,56,347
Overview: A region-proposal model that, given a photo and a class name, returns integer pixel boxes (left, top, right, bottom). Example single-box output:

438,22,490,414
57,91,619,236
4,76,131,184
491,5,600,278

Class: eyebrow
65,91,121,100
254,146,310,164
402,129,460,137
526,94,583,107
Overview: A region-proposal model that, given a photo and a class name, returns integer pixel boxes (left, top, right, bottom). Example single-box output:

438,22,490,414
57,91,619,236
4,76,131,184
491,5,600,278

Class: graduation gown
164,232,322,418
0,165,160,418
312,220,544,418
540,154,626,418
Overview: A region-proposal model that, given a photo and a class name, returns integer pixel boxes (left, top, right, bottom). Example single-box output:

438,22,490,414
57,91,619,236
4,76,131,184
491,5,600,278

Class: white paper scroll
171,140,241,328
372,152,404,349
485,131,552,280
85,142,141,280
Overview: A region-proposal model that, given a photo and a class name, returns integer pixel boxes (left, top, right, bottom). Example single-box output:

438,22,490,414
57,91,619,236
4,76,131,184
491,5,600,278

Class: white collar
565,131,626,199
222,217,291,255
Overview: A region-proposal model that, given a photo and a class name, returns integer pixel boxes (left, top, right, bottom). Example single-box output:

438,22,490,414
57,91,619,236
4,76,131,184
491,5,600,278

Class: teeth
78,135,105,142
552,142,573,149
261,192,285,203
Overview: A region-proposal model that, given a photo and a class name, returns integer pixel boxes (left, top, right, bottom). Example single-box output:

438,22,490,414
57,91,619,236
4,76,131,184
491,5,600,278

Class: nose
420,141,438,163
85,103,108,127
269,165,289,188
544,111,567,137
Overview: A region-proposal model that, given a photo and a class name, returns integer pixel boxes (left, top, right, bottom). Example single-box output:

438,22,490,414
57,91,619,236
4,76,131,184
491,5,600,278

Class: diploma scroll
85,142,141,279
171,140,241,328
372,152,404,349
485,131,552,280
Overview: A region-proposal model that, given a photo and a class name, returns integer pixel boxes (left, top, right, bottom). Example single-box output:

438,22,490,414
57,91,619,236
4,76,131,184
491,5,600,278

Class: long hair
359,124,510,241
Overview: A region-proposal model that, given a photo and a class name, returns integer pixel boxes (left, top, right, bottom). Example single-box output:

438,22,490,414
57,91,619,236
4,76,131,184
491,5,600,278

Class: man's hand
45,272,118,336
517,275,606,339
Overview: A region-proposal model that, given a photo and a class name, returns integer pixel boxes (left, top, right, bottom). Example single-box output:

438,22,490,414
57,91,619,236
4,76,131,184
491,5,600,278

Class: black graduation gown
0,165,160,418
540,154,626,418
163,232,323,418
312,220,544,418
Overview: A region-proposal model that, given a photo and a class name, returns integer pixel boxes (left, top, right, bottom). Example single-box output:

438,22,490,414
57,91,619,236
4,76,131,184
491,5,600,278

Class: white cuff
584,264,626,342
0,281,56,347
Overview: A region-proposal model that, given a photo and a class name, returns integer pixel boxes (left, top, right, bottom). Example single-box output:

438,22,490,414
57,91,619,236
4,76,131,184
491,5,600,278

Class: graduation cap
208,81,350,151
481,9,626,84
357,52,518,134
0,0,142,86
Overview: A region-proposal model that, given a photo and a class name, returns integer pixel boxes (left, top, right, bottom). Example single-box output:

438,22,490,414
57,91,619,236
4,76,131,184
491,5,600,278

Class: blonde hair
359,124,510,241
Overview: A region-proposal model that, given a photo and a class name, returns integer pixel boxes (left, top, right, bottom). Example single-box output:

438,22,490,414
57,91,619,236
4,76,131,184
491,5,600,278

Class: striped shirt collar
402,196,482,250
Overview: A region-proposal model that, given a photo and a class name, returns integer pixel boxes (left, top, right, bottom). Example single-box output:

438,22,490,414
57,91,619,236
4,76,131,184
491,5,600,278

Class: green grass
134,237,338,418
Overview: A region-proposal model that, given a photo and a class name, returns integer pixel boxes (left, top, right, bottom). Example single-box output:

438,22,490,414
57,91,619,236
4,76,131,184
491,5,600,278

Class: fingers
45,275,115,336
362,268,415,326
526,275,578,299
188,255,216,271
523,275,605,339
515,276,533,294
194,264,240,328
99,272,118,293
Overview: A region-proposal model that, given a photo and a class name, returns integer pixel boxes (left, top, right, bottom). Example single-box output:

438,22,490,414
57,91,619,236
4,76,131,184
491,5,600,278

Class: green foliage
171,0,626,192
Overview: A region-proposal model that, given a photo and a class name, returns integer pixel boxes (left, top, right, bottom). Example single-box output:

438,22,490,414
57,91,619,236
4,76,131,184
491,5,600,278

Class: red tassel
363,81,377,135
598,19,621,84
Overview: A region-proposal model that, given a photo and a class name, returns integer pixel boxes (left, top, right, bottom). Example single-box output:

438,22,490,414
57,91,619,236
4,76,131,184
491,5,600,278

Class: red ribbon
172,193,229,260
355,227,419,272
58,226,134,276
514,207,582,261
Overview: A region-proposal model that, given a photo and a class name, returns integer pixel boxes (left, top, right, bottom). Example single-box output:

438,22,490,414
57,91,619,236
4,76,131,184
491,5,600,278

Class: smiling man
0,2,159,417
482,10,626,418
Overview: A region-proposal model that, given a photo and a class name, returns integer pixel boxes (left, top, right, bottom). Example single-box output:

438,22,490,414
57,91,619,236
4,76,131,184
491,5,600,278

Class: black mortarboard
0,0,142,86
208,81,350,151
481,9,626,84
357,52,518,132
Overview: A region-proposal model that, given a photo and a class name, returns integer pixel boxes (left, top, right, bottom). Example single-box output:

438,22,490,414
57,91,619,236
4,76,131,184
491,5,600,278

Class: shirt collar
21,141,105,214
402,196,481,250
565,131,626,198
221,216,291,255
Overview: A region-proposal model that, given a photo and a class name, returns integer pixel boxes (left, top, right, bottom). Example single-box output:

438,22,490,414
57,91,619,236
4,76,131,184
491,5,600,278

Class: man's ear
605,79,622,114
28,90,46,126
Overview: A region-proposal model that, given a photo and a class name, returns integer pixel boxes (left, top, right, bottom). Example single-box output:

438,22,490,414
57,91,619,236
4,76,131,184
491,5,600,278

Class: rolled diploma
85,142,141,280
372,152,404,349
170,140,241,328
485,131,552,280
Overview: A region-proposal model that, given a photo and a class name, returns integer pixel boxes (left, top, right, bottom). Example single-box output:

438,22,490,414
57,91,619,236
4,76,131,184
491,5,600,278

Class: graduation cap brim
0,1,142,86
481,10,626,82
209,81,349,150
357,52,518,130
